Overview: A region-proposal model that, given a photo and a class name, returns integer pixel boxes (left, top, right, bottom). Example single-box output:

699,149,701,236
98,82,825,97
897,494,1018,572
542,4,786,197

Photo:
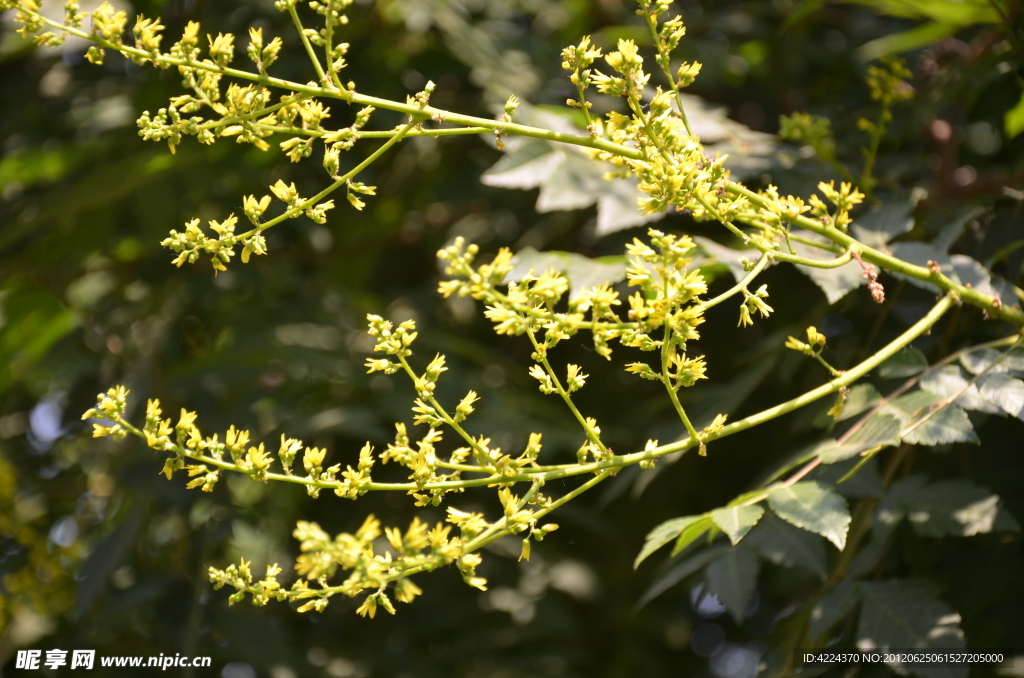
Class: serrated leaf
919,365,1002,414
746,512,828,579
976,373,1024,419
809,580,860,641
880,390,979,445
819,413,902,464
634,514,707,569
704,545,760,623
711,505,765,546
890,477,1020,537
634,545,730,611
767,481,851,550
1004,346,1024,371
878,347,928,378
857,580,966,678
905,403,979,446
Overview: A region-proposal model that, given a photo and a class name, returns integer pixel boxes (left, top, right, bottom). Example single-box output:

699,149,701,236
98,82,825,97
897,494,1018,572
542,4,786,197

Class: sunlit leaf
767,481,851,550
710,505,765,546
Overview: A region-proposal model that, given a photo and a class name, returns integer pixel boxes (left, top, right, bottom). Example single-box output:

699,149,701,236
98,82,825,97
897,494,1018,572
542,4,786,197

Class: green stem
694,253,771,313
394,353,493,466
638,5,693,137
812,353,843,377
116,296,955,496
26,8,1024,323
234,117,420,241
288,4,328,86
660,319,701,443
728,184,1024,325
525,327,608,454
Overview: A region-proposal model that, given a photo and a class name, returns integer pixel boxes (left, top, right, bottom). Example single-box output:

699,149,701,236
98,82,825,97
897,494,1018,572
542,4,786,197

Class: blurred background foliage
1,0,1023,676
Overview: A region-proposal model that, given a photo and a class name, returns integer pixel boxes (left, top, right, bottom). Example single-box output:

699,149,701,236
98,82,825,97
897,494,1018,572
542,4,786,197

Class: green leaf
848,0,1001,25
747,512,828,579
671,515,716,557
907,405,979,446
919,365,1002,414
877,347,928,378
835,383,883,422
976,373,1024,419
767,481,851,550
633,545,730,611
884,389,943,420
634,514,707,569
818,413,902,464
959,347,1010,375
855,22,959,62
883,476,1020,538
703,545,760,623
1006,90,1024,140
857,580,966,678
711,505,765,546
782,0,829,31
883,391,980,446
809,580,860,641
